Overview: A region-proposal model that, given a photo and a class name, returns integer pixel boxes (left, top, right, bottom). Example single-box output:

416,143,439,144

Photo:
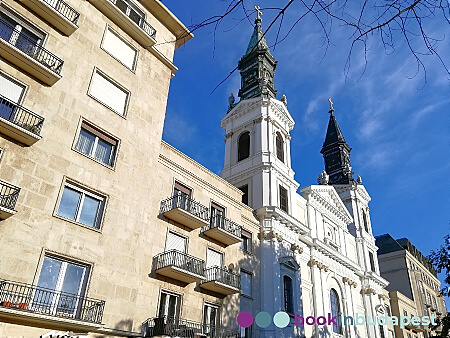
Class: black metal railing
155,250,205,278
203,266,240,290
203,214,242,238
142,316,240,338
41,0,80,24
0,181,20,211
109,0,156,38
160,193,210,222
0,18,64,74
0,279,105,324
0,95,44,136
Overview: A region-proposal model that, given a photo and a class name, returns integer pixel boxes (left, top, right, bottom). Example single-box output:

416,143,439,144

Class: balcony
0,180,20,219
88,0,156,49
202,215,242,246
21,0,80,36
160,194,209,230
0,279,105,328
0,95,44,145
200,267,240,295
142,316,240,338
0,19,63,85
155,250,205,283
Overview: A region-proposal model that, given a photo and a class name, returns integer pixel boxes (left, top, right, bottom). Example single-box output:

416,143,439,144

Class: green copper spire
237,9,277,101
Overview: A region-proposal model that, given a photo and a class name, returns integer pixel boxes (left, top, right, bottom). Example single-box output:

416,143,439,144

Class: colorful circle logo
237,311,292,328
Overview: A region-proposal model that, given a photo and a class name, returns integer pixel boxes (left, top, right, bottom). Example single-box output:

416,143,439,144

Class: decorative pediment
220,97,262,128
279,256,300,271
269,98,295,131
300,185,353,225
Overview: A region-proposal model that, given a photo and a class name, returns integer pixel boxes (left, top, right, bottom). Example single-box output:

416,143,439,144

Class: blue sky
160,1,450,305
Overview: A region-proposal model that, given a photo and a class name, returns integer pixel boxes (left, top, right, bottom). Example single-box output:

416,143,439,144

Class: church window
330,289,342,334
283,276,293,314
369,252,376,272
239,185,249,206
362,210,369,232
237,131,250,161
276,132,284,162
279,185,288,213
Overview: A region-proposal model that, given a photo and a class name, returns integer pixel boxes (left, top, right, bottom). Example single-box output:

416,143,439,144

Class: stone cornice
220,97,262,129
314,239,362,272
255,206,309,235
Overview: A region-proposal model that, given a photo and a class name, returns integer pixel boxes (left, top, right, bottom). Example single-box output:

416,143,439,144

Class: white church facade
221,12,390,338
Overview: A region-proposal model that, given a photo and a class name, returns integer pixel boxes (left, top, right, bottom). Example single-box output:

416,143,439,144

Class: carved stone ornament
317,170,329,185
357,175,362,184
258,230,267,240
268,230,277,240
281,94,287,106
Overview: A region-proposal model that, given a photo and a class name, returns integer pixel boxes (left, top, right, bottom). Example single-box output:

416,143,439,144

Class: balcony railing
0,18,64,74
155,250,205,278
40,0,80,24
0,279,105,324
204,266,240,290
110,0,156,38
0,181,20,212
160,194,210,229
203,214,242,240
142,316,240,338
0,95,44,137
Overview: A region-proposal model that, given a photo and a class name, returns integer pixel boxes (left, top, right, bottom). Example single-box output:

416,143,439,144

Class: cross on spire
254,5,262,19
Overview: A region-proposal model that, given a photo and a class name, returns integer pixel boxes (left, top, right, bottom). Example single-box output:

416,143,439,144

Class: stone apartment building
0,0,259,337
376,234,447,338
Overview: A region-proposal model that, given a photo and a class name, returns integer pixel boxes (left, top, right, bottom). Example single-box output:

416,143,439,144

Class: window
330,289,342,334
35,255,89,316
379,324,385,338
418,280,424,294
102,27,137,70
210,202,225,229
240,326,252,338
403,310,408,317
89,70,129,116
0,9,44,54
206,248,223,269
241,270,252,297
241,230,252,253
57,183,105,229
165,231,187,253
276,132,284,162
158,291,180,318
279,185,288,213
203,303,220,330
362,210,369,232
283,276,293,314
239,185,249,206
75,121,118,167
369,252,376,272
0,72,25,121
237,131,250,161
172,181,192,210
112,0,145,26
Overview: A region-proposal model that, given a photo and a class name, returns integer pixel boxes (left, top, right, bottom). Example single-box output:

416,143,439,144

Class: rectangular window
203,303,220,329
240,326,252,338
403,310,408,317
35,255,89,316
57,182,105,229
206,248,223,269
279,185,288,213
210,202,225,228
158,291,180,318
241,270,252,297
75,121,118,167
165,231,187,253
0,72,25,120
89,70,129,116
241,230,252,253
102,27,137,70
369,252,376,272
112,0,145,26
239,185,248,206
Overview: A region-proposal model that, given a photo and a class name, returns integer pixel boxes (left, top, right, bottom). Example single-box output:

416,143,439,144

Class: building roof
376,234,437,277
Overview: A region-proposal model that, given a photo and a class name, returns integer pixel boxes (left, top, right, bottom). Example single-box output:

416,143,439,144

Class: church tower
320,104,389,338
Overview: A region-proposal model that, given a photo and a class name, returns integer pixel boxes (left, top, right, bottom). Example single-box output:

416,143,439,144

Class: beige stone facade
0,0,258,337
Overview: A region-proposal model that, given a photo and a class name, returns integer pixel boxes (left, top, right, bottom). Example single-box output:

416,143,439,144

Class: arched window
362,210,369,232
276,132,284,162
330,289,342,334
283,276,293,313
238,131,250,162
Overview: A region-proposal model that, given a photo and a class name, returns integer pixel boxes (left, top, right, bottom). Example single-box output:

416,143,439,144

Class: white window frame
241,229,252,253
158,289,182,319
165,230,188,253
88,68,130,117
56,181,106,230
74,120,119,168
100,26,138,71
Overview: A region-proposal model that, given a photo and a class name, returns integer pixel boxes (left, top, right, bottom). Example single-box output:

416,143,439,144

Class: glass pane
57,187,81,220
75,129,95,156
0,97,14,120
57,263,84,314
34,257,62,311
167,295,177,318
158,293,167,317
94,138,113,165
78,195,101,227
0,14,15,42
15,28,39,55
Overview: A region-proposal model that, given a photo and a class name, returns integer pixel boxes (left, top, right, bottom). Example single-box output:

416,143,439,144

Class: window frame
165,230,188,254
279,185,288,213
157,289,182,319
283,275,294,314
73,119,120,169
202,302,220,329
237,131,250,162
240,269,252,298
241,229,252,254
330,288,342,334
54,179,107,231
276,132,284,163
100,25,138,72
87,68,130,117
238,184,249,206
